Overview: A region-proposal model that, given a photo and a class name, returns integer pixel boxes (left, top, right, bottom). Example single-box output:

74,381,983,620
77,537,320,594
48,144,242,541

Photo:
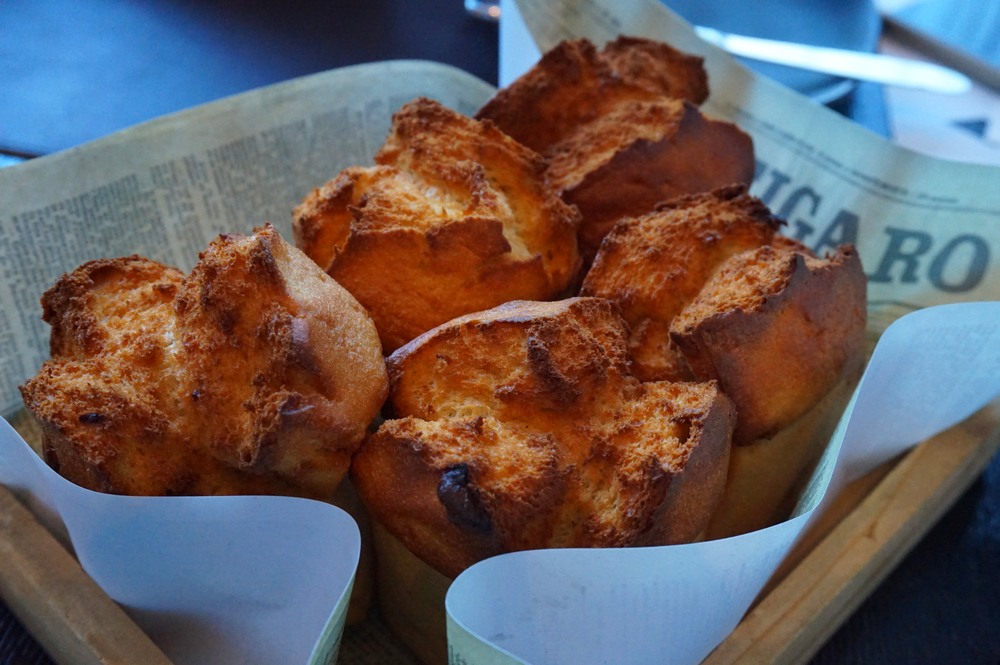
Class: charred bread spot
437,463,492,533
354,297,735,576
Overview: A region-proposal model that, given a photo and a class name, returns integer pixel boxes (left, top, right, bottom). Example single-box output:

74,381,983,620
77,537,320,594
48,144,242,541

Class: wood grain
0,485,173,665
704,398,1000,665
3,398,998,665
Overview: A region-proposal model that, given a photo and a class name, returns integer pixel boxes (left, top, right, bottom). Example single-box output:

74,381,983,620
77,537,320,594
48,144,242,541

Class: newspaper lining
1,1,998,663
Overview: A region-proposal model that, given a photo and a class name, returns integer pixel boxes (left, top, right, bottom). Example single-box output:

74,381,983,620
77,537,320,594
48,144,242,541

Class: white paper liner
0,418,360,665
5,301,997,664
445,302,1000,664
1,0,999,661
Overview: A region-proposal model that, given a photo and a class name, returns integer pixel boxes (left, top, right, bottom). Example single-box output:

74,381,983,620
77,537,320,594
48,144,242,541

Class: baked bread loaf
20,224,388,499
581,186,867,536
671,242,867,445
548,98,757,265
477,37,755,264
293,97,581,353
582,185,784,384
351,297,736,578
476,36,709,154
582,185,866,445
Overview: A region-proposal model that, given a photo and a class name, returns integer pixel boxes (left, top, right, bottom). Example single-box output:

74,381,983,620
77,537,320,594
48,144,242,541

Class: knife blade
694,26,972,94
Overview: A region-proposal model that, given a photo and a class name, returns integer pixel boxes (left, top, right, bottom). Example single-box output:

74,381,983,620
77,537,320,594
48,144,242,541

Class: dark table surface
2,1,998,664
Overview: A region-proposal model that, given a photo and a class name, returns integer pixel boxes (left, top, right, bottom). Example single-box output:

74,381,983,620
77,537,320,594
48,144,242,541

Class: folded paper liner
8,303,999,665
366,369,862,664
1,0,1000,661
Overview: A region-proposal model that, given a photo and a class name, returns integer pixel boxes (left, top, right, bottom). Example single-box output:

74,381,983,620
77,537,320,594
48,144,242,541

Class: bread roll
671,243,867,445
548,99,756,263
351,297,735,578
478,37,754,265
582,186,867,535
293,97,581,353
476,36,709,154
20,224,388,499
582,185,783,382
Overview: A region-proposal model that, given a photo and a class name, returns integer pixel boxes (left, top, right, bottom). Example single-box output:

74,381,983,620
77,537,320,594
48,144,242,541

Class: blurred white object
474,0,968,97
695,26,971,94
490,0,878,102
875,0,1000,91
879,37,1000,165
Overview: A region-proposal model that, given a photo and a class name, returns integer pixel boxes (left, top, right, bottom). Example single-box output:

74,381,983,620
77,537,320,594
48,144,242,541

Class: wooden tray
3,398,999,665
706,397,1000,664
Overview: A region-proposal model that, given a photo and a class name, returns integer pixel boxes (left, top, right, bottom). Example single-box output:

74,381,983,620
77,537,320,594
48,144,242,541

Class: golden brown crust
20,225,388,498
580,185,867,536
352,415,566,577
705,373,858,538
293,98,581,353
582,186,866,446
548,100,756,263
351,298,735,577
385,298,634,422
476,35,751,266
39,255,185,360
476,36,708,154
582,185,783,382
671,244,867,445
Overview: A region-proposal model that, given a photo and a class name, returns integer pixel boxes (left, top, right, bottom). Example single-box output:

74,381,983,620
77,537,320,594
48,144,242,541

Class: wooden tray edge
5,398,999,665
704,398,1000,665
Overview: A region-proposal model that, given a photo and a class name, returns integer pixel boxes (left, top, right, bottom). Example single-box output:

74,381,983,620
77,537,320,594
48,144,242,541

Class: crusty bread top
582,185,783,381
477,36,754,267
547,101,756,263
21,225,388,498
385,298,634,423
581,185,867,445
671,244,867,444
293,98,581,353
476,36,708,154
351,298,735,577
376,98,579,285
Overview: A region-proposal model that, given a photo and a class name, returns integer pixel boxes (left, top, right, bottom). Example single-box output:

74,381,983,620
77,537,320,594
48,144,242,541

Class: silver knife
694,26,972,94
